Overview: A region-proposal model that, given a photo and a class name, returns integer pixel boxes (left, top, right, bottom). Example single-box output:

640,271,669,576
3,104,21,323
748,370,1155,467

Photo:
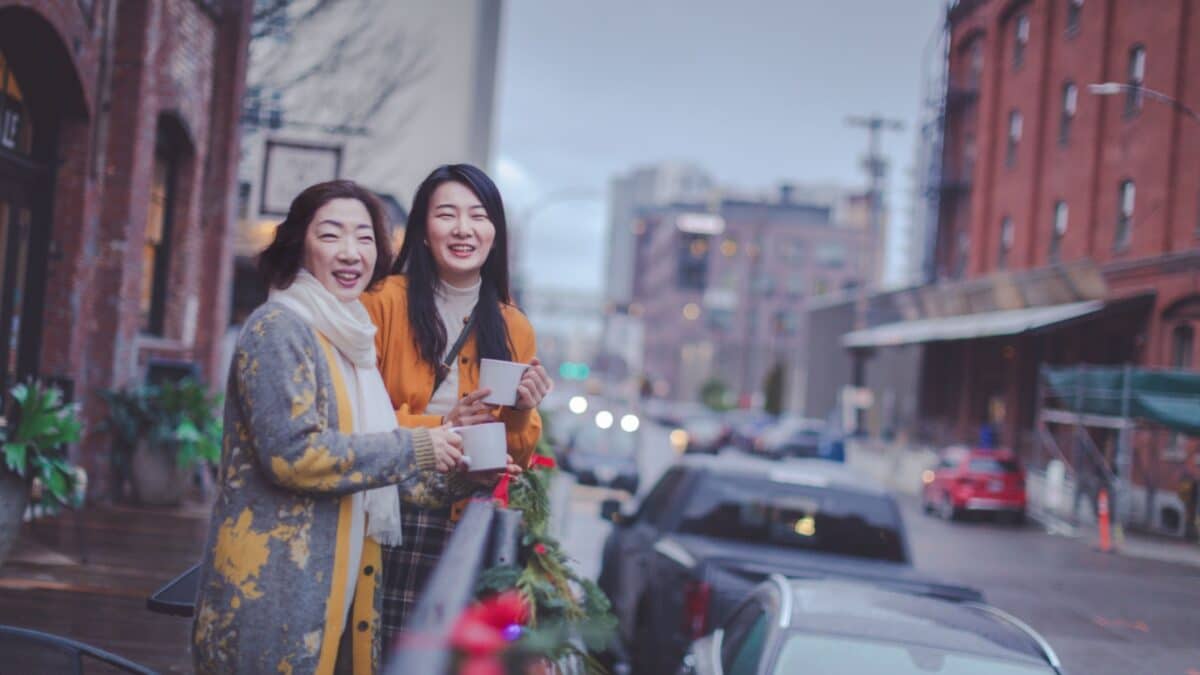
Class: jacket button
363,565,374,576
461,356,469,364
357,621,369,632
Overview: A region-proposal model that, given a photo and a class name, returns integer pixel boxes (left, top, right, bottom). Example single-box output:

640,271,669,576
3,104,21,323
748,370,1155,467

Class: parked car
726,410,776,453
597,455,914,674
678,576,1064,675
755,416,826,459
559,424,639,494
922,446,1027,523
680,415,730,454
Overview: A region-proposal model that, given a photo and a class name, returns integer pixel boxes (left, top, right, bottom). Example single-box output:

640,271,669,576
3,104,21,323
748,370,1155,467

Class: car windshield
773,633,1055,674
675,473,906,562
570,426,635,457
969,457,1020,474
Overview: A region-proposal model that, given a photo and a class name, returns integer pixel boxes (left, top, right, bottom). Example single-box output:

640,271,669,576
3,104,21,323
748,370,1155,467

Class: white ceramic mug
452,422,507,472
479,358,530,407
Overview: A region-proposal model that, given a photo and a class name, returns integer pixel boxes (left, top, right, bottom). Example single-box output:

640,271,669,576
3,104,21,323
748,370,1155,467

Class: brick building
835,0,1198,533
931,0,1199,432
633,188,874,406
0,0,251,495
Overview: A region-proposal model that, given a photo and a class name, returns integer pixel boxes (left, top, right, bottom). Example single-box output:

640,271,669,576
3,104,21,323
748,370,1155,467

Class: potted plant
0,380,84,567
101,378,222,506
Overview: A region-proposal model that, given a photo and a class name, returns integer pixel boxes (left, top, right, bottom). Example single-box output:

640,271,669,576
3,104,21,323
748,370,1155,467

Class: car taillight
682,580,711,639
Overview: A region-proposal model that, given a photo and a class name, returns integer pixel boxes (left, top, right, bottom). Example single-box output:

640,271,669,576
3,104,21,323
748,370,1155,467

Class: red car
922,446,1026,523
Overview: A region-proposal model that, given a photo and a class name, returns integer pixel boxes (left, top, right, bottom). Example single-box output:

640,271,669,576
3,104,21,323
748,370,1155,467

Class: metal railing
384,500,524,675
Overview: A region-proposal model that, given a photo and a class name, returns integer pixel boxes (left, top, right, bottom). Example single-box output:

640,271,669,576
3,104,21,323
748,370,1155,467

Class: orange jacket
361,275,542,469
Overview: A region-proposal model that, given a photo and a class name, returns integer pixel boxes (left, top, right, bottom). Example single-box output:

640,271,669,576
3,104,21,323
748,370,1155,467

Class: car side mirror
600,498,624,524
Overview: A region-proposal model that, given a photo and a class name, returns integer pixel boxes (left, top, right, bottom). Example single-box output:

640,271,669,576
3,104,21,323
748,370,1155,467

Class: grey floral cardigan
192,303,463,674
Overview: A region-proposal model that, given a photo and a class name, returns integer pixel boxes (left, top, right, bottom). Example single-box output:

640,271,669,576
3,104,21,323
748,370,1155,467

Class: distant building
0,0,252,495
632,188,874,406
606,162,716,307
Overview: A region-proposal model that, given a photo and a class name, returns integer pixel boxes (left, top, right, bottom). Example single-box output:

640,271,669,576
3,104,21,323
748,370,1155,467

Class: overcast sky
493,0,946,295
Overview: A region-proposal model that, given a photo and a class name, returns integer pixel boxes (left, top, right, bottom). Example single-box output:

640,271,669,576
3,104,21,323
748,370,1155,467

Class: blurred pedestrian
192,181,465,674
361,164,552,643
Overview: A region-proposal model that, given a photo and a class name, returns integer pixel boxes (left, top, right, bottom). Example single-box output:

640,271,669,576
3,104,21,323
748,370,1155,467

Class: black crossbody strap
431,310,477,400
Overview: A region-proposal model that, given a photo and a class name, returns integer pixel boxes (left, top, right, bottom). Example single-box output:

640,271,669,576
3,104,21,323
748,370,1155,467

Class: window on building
967,39,984,89
1115,180,1135,250
1050,201,1068,261
954,230,970,279
962,133,977,181
1059,81,1077,146
1066,0,1083,36
1007,110,1023,167
997,217,1014,269
0,49,34,156
1126,45,1146,117
815,242,847,268
1172,323,1195,369
707,308,734,332
676,233,710,291
1013,13,1030,69
141,131,180,335
237,181,252,220
787,273,806,297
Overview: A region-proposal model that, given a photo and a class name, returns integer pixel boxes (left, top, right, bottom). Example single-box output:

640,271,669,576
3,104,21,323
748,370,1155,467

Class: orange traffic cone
1097,489,1112,553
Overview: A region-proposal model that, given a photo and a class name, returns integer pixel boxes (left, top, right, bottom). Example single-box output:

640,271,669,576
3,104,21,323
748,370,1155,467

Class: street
554,419,1200,675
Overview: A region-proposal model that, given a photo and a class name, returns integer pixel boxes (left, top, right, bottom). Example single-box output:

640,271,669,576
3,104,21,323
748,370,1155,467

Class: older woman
362,164,554,642
193,180,467,674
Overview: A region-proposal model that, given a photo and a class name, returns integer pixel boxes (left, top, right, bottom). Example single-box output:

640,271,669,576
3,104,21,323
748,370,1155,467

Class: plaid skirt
380,504,457,645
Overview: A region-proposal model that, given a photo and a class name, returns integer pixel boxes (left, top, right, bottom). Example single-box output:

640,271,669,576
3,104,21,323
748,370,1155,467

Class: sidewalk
0,499,210,672
846,438,1200,570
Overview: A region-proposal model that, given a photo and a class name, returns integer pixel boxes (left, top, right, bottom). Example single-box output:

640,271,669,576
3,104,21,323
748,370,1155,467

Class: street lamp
1087,82,1200,123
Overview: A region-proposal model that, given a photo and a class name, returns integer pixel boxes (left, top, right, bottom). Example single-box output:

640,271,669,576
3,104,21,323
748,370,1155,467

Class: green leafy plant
701,377,734,412
100,378,222,471
1,380,84,508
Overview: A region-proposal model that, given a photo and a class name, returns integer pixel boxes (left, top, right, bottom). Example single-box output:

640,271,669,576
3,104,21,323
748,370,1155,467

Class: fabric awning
842,300,1105,349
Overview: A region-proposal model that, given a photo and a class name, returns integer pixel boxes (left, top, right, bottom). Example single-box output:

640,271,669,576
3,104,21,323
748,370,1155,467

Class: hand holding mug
427,426,464,473
514,358,553,410
444,389,494,427
464,454,523,486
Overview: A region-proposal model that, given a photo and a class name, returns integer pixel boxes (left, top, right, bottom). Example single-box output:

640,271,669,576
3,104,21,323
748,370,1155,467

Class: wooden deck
0,500,212,673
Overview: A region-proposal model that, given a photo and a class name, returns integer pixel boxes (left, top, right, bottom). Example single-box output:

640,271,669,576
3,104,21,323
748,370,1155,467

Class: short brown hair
257,180,393,291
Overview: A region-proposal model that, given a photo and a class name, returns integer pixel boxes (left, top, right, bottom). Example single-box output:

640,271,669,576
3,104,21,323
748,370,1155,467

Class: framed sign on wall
260,140,343,216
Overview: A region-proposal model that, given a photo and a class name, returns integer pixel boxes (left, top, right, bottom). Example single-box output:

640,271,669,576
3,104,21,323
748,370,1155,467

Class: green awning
1043,366,1200,436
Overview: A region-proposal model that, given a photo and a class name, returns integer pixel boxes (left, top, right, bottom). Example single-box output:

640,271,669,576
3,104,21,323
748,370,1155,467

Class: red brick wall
941,0,1200,329
0,0,250,496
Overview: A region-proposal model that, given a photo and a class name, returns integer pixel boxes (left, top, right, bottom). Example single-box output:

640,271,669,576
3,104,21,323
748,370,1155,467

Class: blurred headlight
669,428,689,453
568,395,588,415
620,413,640,433
595,410,614,430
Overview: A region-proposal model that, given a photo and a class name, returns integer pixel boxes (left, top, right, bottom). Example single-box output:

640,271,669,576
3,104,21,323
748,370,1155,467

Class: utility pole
845,114,903,436
846,114,904,285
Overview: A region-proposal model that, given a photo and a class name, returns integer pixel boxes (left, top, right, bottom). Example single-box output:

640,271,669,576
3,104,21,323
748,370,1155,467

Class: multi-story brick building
837,0,1198,533
0,0,251,495
930,0,1198,432
633,188,874,406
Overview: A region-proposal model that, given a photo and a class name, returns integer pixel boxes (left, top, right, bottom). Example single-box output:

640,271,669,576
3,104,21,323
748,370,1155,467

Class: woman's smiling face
302,197,378,302
425,181,495,286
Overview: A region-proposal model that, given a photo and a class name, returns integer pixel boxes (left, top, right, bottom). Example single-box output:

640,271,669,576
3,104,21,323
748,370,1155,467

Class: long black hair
393,164,513,369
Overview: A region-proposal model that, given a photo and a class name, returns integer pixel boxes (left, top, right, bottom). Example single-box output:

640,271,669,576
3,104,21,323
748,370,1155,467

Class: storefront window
0,49,35,156
141,129,179,335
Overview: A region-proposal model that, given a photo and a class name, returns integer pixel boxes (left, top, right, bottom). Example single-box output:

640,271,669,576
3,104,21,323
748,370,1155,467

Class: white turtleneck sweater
427,278,482,417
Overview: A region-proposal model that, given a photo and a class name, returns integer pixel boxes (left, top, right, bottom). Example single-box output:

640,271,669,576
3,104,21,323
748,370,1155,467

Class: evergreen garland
471,434,619,674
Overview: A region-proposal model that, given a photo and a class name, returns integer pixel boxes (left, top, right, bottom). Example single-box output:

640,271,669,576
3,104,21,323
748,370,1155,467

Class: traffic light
558,361,591,381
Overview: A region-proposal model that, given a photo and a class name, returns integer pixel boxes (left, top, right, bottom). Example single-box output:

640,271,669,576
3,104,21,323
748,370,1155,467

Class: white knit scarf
269,269,404,546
